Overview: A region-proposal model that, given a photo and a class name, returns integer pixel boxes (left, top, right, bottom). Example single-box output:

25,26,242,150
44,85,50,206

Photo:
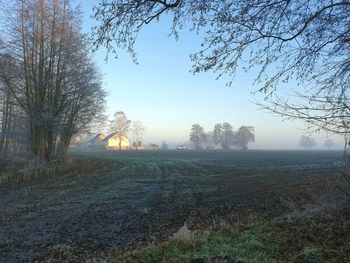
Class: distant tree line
0,0,106,164
190,123,254,150
299,136,337,150
299,135,317,150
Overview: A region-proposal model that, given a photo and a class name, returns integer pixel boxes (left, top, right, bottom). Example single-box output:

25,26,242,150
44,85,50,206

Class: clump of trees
108,111,145,149
299,135,317,150
189,123,254,150
0,0,106,164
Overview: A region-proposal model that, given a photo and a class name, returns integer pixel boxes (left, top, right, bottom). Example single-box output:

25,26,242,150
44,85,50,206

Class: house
102,133,130,150
87,133,106,146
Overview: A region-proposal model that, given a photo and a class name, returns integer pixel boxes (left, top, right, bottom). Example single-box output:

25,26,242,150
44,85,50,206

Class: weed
293,247,322,263
50,244,74,258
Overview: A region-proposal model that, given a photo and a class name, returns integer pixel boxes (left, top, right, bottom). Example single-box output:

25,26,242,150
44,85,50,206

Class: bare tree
0,0,106,163
0,53,28,157
90,0,350,195
0,79,13,155
91,1,350,140
258,91,350,150
92,1,350,93
131,120,145,149
109,111,131,150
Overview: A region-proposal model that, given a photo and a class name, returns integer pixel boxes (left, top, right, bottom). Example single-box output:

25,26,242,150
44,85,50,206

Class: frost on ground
0,150,345,262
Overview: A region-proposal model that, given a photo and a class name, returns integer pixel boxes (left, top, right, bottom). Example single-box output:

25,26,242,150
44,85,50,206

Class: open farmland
0,150,345,261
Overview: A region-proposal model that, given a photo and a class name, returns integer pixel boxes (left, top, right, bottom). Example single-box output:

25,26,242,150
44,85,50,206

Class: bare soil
0,150,344,262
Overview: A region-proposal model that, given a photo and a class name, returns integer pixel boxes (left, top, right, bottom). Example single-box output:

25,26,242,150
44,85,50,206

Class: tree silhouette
299,135,317,150
234,126,255,150
190,124,206,149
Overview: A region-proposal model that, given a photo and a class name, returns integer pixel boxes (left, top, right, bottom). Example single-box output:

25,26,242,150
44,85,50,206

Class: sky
79,1,343,149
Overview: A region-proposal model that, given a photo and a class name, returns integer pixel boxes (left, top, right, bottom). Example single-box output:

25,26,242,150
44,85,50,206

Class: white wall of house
106,135,130,147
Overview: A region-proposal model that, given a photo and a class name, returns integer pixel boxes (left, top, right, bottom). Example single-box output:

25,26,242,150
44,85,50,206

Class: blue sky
80,1,342,149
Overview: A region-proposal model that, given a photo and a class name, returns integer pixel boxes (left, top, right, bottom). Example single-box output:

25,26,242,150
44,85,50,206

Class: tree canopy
92,0,350,92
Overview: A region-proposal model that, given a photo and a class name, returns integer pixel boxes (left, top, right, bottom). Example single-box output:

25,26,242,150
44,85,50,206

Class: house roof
88,133,106,144
102,132,129,142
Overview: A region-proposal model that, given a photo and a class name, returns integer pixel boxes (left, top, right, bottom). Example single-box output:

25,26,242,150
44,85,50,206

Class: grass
88,219,281,263
84,209,350,263
293,247,322,263
274,210,350,262
50,244,74,258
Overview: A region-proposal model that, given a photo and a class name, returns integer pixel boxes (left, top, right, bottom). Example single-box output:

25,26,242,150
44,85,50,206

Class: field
0,150,346,261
